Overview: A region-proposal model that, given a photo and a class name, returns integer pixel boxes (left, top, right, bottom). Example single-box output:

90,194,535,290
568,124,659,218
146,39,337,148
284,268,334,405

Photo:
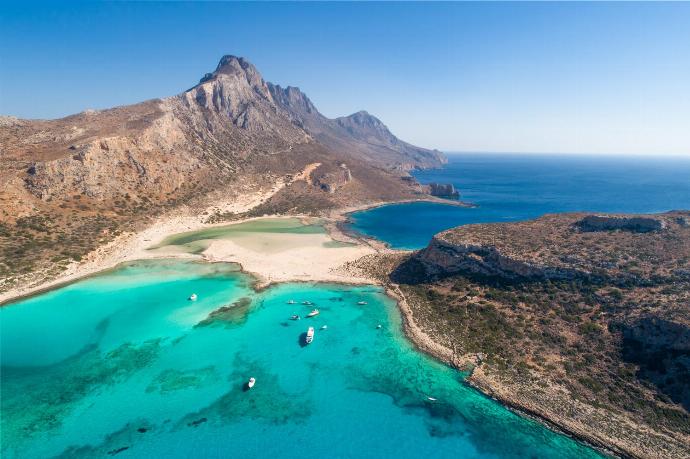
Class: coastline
0,194,635,457
0,194,467,306
384,281,626,458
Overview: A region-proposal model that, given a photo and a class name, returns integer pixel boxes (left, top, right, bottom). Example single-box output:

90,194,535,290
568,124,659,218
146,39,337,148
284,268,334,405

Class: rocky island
358,211,689,458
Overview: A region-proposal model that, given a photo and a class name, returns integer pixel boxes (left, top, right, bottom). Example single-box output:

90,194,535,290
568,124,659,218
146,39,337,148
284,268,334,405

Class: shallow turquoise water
350,153,690,249
0,259,604,458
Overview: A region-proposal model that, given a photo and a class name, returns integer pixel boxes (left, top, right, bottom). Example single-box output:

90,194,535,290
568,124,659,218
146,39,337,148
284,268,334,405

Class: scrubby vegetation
359,212,690,457
400,275,689,435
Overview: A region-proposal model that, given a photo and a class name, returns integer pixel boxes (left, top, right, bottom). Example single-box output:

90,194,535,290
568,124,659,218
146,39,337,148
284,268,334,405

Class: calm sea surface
349,153,690,249
1,259,604,458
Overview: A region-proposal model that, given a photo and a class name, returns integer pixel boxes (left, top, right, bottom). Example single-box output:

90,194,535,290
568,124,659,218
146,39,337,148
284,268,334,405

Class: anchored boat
306,309,320,318
247,377,256,389
305,327,315,344
188,293,198,301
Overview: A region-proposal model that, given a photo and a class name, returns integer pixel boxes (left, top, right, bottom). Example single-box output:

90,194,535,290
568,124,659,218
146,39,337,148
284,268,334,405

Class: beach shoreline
0,191,470,306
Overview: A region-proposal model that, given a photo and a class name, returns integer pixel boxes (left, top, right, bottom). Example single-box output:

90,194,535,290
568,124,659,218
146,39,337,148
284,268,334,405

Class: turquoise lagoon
0,259,604,458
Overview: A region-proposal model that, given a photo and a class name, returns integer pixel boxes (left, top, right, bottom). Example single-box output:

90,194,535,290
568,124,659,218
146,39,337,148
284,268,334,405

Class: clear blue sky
1,2,689,155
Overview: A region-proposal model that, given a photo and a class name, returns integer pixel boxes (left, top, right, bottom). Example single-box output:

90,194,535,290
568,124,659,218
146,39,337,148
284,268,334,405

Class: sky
1,2,689,156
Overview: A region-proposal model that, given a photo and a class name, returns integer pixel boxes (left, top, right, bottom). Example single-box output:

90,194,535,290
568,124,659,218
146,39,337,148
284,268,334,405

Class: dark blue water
350,153,690,249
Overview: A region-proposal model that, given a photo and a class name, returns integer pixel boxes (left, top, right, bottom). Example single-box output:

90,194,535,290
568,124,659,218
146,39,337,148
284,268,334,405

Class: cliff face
577,215,666,233
399,212,686,285
424,183,459,199
390,211,690,458
397,237,584,283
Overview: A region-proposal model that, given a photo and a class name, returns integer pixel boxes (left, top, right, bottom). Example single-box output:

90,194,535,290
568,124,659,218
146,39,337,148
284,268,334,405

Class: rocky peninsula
365,211,690,459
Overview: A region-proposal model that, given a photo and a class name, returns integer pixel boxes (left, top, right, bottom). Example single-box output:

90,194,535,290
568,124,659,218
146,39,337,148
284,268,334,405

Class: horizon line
440,150,690,158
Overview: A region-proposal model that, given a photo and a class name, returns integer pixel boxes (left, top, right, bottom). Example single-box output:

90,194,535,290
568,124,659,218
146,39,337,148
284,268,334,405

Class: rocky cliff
396,212,688,285
577,215,666,233
423,183,460,199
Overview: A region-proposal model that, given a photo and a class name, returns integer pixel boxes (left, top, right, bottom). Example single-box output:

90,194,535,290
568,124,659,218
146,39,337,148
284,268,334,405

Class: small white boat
357,301,368,305
305,327,315,344
188,293,198,301
427,396,437,401
302,301,313,305
306,309,320,318
247,377,256,389
287,300,296,304
321,325,328,330
290,314,300,321
376,324,382,329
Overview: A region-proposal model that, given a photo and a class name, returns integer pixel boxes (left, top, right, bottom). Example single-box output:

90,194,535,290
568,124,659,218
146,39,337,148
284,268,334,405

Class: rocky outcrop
313,163,352,194
577,215,666,233
423,183,460,199
396,212,690,286
181,56,308,143
392,236,585,284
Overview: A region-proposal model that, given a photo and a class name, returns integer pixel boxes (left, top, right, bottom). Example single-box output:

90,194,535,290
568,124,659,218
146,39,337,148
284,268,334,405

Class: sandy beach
0,186,408,305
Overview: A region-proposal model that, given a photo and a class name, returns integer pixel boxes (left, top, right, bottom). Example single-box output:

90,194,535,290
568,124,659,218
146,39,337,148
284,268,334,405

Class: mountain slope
0,55,442,292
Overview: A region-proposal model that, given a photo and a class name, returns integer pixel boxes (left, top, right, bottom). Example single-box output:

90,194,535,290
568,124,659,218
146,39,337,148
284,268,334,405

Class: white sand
201,232,376,287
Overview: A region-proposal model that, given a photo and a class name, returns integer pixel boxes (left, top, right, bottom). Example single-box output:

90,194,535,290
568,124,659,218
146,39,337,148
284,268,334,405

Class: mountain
268,83,445,171
0,55,443,292
386,212,690,458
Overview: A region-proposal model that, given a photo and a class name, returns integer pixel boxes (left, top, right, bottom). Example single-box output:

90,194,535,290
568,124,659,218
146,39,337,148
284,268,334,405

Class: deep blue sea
349,153,690,249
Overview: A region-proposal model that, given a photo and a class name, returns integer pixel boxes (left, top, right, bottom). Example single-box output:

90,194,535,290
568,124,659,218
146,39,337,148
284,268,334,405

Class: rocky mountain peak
181,55,294,133
214,55,263,84
195,55,270,99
